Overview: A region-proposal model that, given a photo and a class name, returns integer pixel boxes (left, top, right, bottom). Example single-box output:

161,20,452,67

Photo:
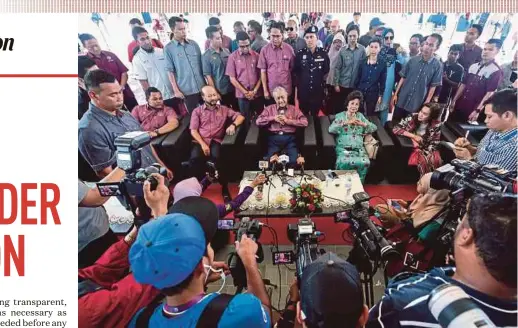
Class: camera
335,192,400,266
96,131,169,225
287,218,323,280
228,218,264,289
431,159,516,195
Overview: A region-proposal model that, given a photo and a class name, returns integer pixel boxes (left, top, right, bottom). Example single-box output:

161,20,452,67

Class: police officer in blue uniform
294,25,330,116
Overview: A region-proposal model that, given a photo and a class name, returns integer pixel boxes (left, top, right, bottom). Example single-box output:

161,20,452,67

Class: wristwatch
154,129,160,136
231,123,237,128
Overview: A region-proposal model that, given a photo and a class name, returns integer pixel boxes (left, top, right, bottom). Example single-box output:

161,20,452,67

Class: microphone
279,154,289,173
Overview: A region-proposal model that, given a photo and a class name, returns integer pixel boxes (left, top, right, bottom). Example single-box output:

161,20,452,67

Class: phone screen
96,183,122,197
287,179,300,188
390,200,402,210
272,251,294,264
217,219,234,230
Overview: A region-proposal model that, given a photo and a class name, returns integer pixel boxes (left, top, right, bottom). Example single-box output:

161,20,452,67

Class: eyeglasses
385,36,394,40
286,27,295,32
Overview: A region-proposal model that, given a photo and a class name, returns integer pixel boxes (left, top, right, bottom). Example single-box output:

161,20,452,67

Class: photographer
453,89,517,172
172,173,267,217
367,193,517,327
78,174,169,328
128,196,271,327
78,167,126,268
277,253,369,328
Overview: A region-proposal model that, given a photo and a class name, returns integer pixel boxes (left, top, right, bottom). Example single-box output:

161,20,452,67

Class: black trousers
220,92,239,111
327,86,354,114
78,229,119,269
190,141,230,195
392,106,411,123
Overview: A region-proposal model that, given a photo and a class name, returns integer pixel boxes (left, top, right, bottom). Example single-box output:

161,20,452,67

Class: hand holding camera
143,173,170,218
236,234,259,266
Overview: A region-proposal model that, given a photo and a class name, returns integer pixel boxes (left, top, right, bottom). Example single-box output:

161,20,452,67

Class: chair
385,120,458,183
243,116,318,170
320,115,394,183
444,121,488,146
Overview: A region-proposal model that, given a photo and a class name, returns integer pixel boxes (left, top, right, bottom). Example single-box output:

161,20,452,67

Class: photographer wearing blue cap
128,196,271,327
277,253,369,328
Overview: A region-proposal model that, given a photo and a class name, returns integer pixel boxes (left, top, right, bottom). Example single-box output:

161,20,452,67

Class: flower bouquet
289,183,324,214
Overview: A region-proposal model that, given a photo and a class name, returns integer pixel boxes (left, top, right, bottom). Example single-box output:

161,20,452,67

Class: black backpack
134,293,235,328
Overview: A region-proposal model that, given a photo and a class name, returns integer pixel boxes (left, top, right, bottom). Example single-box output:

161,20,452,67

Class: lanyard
162,293,206,316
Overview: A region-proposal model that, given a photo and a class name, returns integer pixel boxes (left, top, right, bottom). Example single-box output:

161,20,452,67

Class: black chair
385,121,458,183
320,115,394,183
444,121,488,146
243,116,318,170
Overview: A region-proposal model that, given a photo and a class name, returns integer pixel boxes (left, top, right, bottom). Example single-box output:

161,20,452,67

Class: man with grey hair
256,86,308,166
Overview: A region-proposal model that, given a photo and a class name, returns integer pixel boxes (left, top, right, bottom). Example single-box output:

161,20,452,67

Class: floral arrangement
289,183,324,214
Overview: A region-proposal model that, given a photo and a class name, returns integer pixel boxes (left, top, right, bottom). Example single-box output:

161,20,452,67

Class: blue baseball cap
129,213,206,289
300,253,364,327
369,17,385,29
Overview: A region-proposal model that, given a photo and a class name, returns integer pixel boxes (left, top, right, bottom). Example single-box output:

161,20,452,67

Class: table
235,170,365,218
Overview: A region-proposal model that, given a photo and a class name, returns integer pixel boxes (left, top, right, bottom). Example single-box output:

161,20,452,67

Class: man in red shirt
190,85,245,201
203,16,232,51
79,33,138,110
131,87,180,137
127,18,163,63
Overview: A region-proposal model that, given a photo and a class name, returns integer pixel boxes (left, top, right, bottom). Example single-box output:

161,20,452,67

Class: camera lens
428,283,496,328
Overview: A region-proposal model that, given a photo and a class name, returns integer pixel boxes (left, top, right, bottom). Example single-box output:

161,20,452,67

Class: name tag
315,58,324,62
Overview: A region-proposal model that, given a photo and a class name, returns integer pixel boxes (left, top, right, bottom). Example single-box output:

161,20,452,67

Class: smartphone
329,171,338,179
96,182,122,197
315,170,326,181
287,179,300,188
217,219,235,230
272,251,295,265
389,199,402,210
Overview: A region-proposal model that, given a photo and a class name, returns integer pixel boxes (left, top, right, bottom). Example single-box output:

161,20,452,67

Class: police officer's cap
304,25,318,36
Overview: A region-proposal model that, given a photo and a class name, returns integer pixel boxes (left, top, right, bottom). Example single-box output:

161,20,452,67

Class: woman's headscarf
326,33,346,85
173,177,202,204
379,28,397,66
407,173,450,227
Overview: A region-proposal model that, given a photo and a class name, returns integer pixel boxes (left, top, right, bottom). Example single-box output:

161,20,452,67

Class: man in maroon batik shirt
131,87,179,137
80,33,139,110
258,21,295,106
256,86,308,166
189,85,245,201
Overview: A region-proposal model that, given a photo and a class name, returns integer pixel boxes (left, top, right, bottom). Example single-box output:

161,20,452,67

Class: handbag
363,134,379,159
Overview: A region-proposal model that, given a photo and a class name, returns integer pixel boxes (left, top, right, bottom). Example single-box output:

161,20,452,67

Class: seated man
131,87,180,138
79,70,172,179
256,86,308,166
190,85,245,200
367,193,517,327
453,89,517,173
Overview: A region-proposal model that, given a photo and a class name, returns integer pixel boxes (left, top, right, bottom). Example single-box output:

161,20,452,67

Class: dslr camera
96,131,169,224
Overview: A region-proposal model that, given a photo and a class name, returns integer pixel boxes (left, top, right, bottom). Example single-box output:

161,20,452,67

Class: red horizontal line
0,74,78,78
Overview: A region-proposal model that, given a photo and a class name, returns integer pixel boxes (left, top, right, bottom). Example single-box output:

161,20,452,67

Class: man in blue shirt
367,193,517,328
78,69,172,179
128,196,271,327
453,89,517,173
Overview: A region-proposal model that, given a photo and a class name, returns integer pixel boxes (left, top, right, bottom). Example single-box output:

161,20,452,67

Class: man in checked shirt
256,86,308,167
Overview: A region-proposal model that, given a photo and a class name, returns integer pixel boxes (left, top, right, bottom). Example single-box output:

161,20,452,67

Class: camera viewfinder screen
273,251,293,264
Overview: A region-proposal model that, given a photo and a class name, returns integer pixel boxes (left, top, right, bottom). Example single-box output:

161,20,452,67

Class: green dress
329,112,377,182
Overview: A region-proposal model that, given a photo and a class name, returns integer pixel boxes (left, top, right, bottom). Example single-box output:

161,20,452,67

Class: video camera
284,218,323,280
335,192,400,268
431,159,516,196
96,131,169,225
227,218,264,290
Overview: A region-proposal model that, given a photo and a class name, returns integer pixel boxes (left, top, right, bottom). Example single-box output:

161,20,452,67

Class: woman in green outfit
328,91,377,182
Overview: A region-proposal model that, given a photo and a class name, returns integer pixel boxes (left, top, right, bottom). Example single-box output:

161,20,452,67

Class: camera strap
135,293,234,328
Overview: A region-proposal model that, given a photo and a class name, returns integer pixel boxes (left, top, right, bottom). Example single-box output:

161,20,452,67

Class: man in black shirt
437,44,464,105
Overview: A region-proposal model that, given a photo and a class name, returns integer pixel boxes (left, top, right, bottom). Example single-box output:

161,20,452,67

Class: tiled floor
207,244,387,311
